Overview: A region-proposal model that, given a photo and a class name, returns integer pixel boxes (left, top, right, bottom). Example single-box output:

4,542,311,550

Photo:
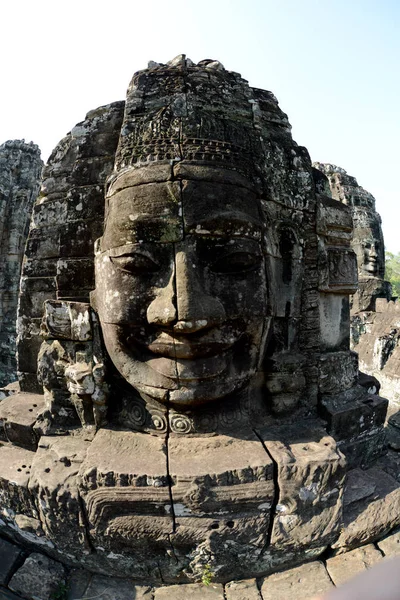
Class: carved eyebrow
184,213,263,238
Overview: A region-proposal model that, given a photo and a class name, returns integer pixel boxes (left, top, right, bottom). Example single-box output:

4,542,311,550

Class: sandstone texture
0,141,42,386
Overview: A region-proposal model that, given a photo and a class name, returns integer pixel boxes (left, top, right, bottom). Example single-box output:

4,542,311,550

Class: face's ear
91,238,103,312
94,237,102,255
90,289,97,312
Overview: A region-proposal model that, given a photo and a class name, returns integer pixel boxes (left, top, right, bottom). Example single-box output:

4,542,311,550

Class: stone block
66,569,92,599
321,391,388,441
0,443,37,518
225,578,261,599
338,428,387,469
0,538,23,585
155,583,224,599
168,433,274,581
15,334,43,380
334,466,400,551
343,468,377,507
66,186,104,222
260,423,345,551
25,226,60,260
377,530,400,557
318,351,358,394
56,258,94,292
326,544,382,586
32,199,68,228
8,553,65,600
20,258,57,278
0,393,45,450
29,435,91,557
81,574,152,599
17,372,42,395
70,155,115,186
79,429,172,559
319,293,350,351
59,220,103,258
18,277,56,319
260,560,333,600
376,449,400,483
42,300,92,341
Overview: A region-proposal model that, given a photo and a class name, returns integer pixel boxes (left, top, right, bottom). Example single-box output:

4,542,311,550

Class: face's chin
363,260,378,275
100,320,269,408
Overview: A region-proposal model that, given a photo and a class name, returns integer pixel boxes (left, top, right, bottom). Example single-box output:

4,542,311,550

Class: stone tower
313,162,391,312
0,140,42,387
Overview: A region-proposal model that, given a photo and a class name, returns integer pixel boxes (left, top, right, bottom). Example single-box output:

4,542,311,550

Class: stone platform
1,529,400,600
0,452,399,600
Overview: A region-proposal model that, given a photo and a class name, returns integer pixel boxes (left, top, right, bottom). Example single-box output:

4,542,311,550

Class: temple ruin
0,57,399,599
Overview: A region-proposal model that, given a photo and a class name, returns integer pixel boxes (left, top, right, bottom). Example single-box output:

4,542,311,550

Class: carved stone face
94,166,270,408
362,240,379,275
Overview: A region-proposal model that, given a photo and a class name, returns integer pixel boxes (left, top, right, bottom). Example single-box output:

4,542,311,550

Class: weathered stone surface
0,443,37,522
0,141,42,387
261,561,333,599
261,424,345,551
0,393,45,450
28,434,91,557
81,575,152,599
334,467,400,551
225,578,261,599
377,530,400,557
65,569,92,600
8,553,65,600
352,301,400,409
313,162,389,313
0,588,24,600
0,538,23,585
326,544,382,586
155,583,224,599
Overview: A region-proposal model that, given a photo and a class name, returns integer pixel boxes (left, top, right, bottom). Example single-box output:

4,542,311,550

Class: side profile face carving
94,166,270,407
361,240,380,275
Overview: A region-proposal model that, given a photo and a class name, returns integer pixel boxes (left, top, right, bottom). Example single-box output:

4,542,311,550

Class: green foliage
201,563,214,586
50,582,68,600
385,251,400,297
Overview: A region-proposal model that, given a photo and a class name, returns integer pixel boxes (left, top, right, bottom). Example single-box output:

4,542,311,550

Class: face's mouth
125,325,240,360
146,333,235,359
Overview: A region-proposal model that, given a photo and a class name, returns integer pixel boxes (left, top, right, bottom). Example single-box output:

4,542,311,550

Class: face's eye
211,251,262,274
110,253,160,275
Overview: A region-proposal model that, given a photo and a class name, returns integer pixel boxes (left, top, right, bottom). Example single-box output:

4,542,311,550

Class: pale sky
1,0,399,252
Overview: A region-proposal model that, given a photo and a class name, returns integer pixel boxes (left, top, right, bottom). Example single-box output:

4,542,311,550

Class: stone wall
0,140,42,387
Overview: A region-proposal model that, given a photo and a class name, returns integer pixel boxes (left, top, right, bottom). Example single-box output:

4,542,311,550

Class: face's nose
146,269,177,327
174,250,226,332
146,249,225,332
370,244,378,258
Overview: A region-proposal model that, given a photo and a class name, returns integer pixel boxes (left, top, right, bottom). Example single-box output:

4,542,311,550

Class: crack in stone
165,393,176,535
253,428,280,552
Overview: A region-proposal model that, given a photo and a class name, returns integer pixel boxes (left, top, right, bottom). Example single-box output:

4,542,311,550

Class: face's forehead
102,171,263,250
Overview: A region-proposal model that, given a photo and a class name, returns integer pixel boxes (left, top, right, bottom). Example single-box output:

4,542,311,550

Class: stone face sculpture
0,140,42,388
313,163,390,312
314,164,400,413
0,57,390,584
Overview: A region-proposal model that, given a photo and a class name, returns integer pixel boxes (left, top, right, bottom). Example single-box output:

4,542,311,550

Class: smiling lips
146,331,235,360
